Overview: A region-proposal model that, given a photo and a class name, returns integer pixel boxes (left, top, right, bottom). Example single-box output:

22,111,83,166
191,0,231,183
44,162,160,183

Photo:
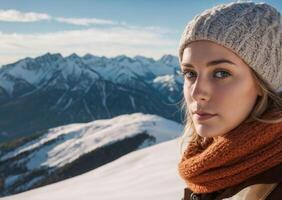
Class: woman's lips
194,113,217,121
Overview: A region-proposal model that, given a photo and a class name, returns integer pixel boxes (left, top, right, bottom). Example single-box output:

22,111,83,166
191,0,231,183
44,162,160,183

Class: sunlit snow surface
3,138,186,200
1,113,182,170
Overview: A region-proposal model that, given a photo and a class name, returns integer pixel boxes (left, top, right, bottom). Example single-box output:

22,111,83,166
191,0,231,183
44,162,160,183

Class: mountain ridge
0,53,183,143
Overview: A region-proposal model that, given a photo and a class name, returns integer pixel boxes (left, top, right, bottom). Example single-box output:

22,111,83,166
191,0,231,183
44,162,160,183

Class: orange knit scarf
178,111,282,194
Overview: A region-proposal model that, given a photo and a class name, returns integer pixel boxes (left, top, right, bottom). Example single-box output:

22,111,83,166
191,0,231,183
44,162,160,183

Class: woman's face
181,40,261,138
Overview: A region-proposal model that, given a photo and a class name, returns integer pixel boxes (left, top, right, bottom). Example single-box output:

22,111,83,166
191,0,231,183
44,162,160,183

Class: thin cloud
0,10,177,65
0,9,117,26
56,17,116,26
0,27,177,65
0,9,50,22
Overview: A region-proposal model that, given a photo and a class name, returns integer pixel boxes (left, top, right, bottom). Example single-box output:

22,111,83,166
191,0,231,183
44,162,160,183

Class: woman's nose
190,76,211,102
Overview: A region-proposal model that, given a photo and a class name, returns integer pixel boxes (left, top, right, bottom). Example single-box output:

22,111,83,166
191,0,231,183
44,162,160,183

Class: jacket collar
183,162,282,200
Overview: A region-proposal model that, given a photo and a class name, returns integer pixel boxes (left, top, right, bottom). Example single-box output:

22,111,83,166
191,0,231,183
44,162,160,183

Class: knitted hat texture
178,2,282,91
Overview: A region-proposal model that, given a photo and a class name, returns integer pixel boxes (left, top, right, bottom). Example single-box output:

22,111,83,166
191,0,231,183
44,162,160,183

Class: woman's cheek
183,81,191,102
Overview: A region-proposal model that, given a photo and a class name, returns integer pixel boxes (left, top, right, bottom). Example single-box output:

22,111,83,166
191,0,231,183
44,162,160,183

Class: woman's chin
195,125,222,138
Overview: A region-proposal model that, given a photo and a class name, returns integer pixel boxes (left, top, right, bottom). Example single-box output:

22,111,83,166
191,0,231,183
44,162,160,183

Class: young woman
177,2,282,200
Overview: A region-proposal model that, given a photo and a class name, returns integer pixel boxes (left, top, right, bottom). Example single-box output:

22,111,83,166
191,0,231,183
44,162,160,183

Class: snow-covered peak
153,74,181,92
0,53,63,76
82,53,100,61
112,55,135,65
158,54,179,67
82,55,109,66
34,53,63,63
0,53,66,95
65,53,81,61
0,113,183,170
0,53,180,98
134,55,155,65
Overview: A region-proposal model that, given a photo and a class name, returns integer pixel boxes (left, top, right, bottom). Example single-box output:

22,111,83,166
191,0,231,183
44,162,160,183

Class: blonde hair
178,68,282,155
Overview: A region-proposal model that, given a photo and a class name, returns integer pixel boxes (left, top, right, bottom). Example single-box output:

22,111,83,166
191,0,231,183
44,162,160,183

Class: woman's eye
214,70,231,79
181,70,231,80
183,71,196,79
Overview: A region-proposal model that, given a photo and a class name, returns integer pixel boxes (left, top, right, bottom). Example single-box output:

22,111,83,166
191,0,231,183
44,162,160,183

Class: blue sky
0,0,281,65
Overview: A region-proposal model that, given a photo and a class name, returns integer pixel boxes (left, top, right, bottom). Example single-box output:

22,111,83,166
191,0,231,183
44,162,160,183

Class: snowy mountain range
0,53,183,142
0,113,183,197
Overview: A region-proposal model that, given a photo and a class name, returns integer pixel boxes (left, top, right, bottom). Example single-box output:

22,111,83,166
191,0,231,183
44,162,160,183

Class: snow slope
1,113,184,196
2,138,186,200
1,113,182,170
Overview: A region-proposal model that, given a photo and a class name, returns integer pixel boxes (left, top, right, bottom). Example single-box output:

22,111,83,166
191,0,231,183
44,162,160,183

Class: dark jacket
181,163,282,200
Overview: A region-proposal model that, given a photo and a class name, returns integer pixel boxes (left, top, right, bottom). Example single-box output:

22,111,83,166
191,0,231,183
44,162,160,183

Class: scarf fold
178,110,282,194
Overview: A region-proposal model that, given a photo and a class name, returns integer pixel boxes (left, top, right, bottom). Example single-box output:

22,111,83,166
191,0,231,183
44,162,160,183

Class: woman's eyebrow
181,59,236,68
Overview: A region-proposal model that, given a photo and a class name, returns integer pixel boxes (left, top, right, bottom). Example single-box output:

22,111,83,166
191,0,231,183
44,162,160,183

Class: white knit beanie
178,2,282,92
